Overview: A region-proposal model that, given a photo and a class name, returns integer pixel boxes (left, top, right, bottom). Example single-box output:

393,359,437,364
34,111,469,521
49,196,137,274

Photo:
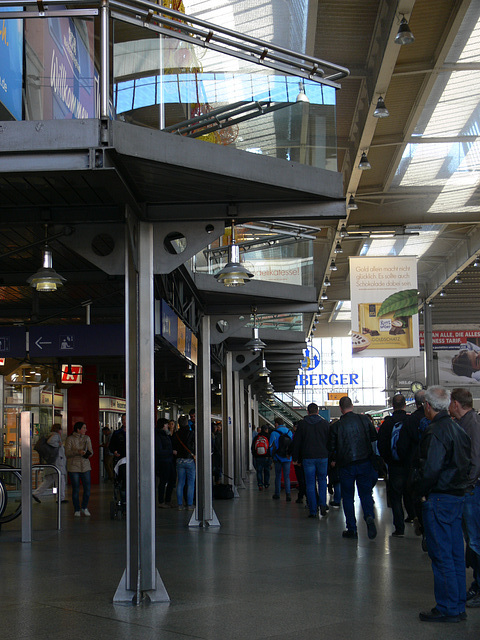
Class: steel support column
20,412,32,543
233,370,245,489
246,385,254,471
114,218,169,604
424,304,438,387
189,315,219,527
222,352,237,495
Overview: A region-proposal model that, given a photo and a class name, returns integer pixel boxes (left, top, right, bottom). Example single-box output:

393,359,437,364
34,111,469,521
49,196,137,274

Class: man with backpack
270,418,293,501
377,393,414,537
292,403,330,518
251,425,271,491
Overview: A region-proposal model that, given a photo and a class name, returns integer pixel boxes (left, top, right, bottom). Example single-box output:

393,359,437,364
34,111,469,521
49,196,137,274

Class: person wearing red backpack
251,425,271,491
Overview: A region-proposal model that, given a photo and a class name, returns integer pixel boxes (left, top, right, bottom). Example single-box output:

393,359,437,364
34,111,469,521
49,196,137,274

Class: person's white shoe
74,511,81,517
82,508,91,516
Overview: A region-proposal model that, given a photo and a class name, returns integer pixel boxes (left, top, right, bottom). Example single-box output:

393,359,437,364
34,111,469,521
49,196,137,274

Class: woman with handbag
65,422,93,517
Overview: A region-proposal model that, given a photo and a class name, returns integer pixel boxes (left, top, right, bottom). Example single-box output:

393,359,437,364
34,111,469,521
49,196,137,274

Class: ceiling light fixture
321,291,328,300
358,152,371,170
334,241,343,253
214,220,254,287
318,303,324,311
347,195,358,210
394,16,415,46
324,276,331,287
439,290,446,297
454,275,462,284
474,258,480,267
244,307,267,353
329,260,337,271
258,353,271,377
373,96,389,118
296,81,309,103
183,364,195,379
340,224,347,238
27,225,66,292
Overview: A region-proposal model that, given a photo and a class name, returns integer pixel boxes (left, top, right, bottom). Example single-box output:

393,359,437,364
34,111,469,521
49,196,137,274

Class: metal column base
188,508,221,528
113,569,170,604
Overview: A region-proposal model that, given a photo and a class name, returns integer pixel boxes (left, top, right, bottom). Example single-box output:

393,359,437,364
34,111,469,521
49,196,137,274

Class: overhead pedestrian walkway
1,476,478,639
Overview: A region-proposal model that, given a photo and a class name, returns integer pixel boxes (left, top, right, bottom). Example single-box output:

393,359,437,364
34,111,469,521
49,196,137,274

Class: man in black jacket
377,394,414,536
292,403,329,518
449,388,480,608
414,386,471,623
328,396,377,539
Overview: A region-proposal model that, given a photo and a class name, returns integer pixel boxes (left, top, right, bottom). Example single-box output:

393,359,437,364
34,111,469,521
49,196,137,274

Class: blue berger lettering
297,373,359,386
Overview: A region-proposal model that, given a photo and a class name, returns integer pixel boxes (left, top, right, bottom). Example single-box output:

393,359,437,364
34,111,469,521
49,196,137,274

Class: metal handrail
0,0,349,88
0,463,62,529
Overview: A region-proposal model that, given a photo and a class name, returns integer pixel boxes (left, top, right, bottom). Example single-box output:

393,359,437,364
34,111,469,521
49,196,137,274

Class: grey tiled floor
1,476,478,639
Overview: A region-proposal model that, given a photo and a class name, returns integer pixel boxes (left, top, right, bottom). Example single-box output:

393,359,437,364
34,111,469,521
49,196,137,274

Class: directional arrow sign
35,337,53,350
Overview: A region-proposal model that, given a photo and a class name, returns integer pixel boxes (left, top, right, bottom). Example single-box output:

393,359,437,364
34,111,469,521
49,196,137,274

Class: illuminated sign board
61,364,83,384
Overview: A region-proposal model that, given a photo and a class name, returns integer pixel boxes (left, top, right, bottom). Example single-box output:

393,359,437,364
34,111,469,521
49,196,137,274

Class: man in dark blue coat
292,403,330,518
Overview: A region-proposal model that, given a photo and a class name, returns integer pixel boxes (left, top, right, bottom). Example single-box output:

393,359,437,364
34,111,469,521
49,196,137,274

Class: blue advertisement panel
25,16,96,119
161,300,178,349
0,7,23,120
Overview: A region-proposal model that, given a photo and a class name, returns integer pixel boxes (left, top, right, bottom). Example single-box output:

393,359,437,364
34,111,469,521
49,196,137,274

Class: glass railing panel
113,24,337,169
23,16,98,121
193,229,314,288
0,9,337,169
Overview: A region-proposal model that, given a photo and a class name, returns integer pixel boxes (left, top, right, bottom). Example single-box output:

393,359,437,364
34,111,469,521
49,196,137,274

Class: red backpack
254,434,269,456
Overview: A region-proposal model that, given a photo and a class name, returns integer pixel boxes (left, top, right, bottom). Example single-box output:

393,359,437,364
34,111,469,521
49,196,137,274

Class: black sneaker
466,585,479,601
342,529,358,538
466,594,480,608
391,530,404,537
413,516,423,536
366,516,377,539
320,505,328,517
404,517,414,523
421,536,428,552
272,494,280,500
419,607,460,623
286,494,292,502
308,513,317,519
329,501,341,508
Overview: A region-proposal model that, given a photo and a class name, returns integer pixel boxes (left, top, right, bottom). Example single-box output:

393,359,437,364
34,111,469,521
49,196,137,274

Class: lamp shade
26,246,66,291
358,152,371,170
373,96,389,118
214,243,253,286
394,17,415,45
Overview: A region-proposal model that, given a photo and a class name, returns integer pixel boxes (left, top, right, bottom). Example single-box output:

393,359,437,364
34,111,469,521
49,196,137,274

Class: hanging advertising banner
398,329,480,387
24,16,96,120
350,256,419,357
0,7,23,120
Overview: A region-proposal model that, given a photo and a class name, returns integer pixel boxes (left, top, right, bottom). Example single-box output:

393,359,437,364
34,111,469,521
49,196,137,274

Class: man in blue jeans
449,388,480,609
328,396,378,539
292,403,330,518
270,418,293,501
414,386,471,623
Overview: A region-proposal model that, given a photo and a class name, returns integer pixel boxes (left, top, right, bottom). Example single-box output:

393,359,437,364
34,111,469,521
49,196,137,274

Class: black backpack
34,436,57,464
272,429,293,458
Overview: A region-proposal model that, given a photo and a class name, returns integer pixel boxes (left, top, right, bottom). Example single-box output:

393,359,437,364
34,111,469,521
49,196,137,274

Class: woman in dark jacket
171,415,196,510
155,418,176,508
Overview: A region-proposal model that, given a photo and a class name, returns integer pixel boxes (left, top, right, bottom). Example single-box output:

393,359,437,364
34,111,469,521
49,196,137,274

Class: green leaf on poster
377,289,418,317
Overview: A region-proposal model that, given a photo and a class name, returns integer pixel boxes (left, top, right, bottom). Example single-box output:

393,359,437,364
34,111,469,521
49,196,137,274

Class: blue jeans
333,482,341,504
339,461,375,532
256,457,270,488
463,484,480,583
274,460,291,496
176,458,195,506
303,458,328,515
423,493,465,616
68,471,91,511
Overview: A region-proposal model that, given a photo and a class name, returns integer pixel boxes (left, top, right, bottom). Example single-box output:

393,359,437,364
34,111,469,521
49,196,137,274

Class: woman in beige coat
65,422,93,517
